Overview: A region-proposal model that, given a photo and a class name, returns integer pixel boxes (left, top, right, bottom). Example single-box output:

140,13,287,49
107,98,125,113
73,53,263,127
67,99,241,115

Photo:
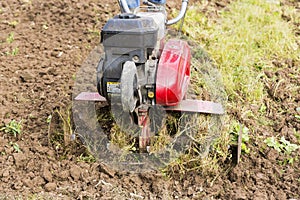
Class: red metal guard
156,39,191,106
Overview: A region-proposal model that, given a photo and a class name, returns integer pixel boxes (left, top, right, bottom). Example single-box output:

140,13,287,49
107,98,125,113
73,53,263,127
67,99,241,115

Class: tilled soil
0,0,299,199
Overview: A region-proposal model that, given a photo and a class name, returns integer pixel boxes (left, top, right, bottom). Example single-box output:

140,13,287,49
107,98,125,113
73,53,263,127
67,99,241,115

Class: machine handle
119,0,132,13
118,0,189,25
166,0,189,25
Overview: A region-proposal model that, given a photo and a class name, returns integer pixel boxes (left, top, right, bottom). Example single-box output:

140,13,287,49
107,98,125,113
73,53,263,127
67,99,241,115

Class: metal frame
118,0,189,25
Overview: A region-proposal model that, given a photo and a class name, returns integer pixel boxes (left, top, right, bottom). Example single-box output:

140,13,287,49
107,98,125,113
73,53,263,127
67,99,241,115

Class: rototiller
75,0,224,152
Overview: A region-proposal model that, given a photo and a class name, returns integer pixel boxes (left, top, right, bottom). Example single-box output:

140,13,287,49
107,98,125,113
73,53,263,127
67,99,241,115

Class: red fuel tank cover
156,39,191,106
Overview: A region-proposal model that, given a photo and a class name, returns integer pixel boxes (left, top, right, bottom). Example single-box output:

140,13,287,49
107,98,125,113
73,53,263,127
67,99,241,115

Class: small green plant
77,153,96,163
230,122,250,154
72,74,76,80
88,28,100,36
295,107,300,119
295,129,300,143
11,47,19,56
9,142,22,153
6,32,14,44
46,114,52,123
42,24,49,30
264,136,281,152
279,137,299,154
264,136,299,154
48,108,73,148
8,20,18,27
0,119,22,137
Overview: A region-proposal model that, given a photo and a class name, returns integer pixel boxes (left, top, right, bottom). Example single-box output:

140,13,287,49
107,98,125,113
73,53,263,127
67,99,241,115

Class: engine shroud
97,14,159,102
97,12,192,108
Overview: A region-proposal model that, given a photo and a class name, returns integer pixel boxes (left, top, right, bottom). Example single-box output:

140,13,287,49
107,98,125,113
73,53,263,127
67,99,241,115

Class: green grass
182,0,299,104
0,119,22,137
164,0,300,177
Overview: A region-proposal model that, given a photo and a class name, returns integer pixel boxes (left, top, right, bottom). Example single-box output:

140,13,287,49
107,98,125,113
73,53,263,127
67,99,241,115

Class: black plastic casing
97,14,158,99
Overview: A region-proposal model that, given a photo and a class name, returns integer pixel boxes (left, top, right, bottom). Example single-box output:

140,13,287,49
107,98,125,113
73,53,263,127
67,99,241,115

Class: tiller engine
75,0,224,152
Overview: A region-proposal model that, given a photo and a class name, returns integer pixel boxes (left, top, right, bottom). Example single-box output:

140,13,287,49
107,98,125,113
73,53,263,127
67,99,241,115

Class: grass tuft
0,119,22,137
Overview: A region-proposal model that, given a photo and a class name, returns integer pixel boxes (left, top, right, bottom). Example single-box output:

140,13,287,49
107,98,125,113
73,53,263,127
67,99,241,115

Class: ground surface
0,0,299,199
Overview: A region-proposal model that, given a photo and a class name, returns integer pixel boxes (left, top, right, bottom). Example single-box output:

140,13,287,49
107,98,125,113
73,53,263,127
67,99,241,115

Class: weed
6,32,14,44
88,28,100,36
259,103,267,114
77,153,96,163
212,124,231,161
11,47,19,56
42,24,49,30
72,74,76,80
8,20,18,27
55,108,73,145
264,136,282,152
150,114,176,153
9,142,22,153
46,114,52,124
264,136,299,154
279,137,299,154
27,194,39,200
295,129,300,143
48,107,73,149
230,122,250,154
0,119,22,137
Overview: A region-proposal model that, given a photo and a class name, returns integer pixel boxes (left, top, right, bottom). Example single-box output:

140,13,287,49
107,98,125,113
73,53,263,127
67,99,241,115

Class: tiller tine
164,99,224,115
75,92,107,102
74,92,224,115
137,108,153,152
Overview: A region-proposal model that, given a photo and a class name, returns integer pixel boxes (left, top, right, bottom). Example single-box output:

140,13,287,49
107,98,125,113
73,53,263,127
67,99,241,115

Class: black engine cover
97,14,158,100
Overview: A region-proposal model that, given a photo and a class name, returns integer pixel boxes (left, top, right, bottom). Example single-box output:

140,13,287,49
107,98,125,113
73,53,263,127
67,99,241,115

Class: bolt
132,55,139,62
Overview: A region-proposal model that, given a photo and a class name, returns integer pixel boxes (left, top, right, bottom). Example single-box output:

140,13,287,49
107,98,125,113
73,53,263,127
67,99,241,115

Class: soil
0,0,299,199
